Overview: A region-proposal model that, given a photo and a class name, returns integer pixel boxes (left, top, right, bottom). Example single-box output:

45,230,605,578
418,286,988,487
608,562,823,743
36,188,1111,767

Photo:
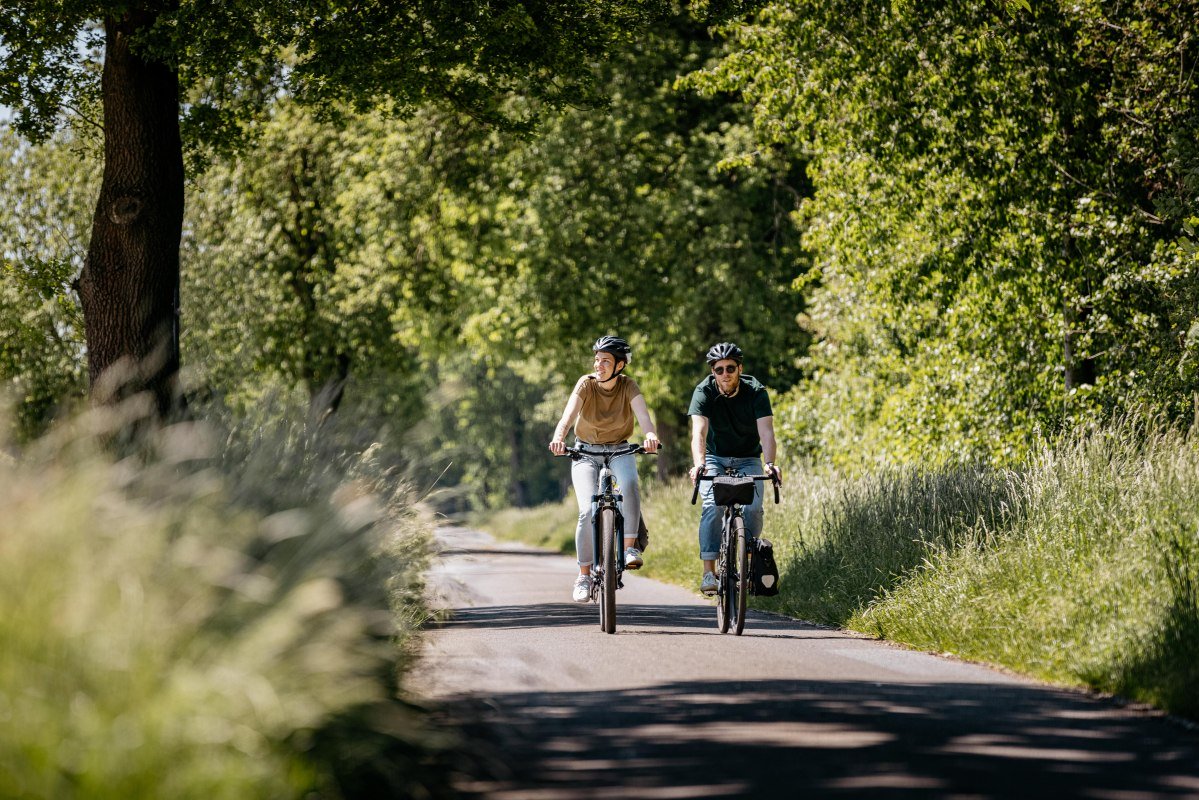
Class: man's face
712,359,741,393
594,352,619,381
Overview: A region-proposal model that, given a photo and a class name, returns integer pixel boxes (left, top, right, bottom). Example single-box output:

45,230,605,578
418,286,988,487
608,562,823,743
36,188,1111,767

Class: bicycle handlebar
554,443,655,460
690,472,781,506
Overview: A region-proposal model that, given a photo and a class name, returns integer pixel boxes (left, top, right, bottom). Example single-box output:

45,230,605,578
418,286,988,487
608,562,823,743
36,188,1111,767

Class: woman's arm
549,393,583,455
630,394,660,452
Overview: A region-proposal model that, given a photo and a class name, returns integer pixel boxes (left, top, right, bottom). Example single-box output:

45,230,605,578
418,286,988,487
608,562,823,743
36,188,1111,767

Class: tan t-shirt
572,374,641,444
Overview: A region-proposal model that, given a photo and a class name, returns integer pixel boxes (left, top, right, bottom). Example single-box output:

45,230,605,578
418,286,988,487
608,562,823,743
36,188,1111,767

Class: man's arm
689,414,709,483
756,415,781,482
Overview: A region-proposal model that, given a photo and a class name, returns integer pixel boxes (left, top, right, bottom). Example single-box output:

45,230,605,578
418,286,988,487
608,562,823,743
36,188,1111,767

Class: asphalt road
412,527,1199,799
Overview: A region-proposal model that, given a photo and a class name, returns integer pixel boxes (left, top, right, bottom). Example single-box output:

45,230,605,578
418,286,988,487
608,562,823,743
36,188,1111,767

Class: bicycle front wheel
600,507,617,634
716,523,731,634
733,516,749,636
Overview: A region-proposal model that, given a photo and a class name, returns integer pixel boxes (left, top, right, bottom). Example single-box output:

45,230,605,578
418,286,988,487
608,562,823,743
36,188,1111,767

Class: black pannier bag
750,537,780,596
635,514,650,553
711,476,756,507
619,511,651,552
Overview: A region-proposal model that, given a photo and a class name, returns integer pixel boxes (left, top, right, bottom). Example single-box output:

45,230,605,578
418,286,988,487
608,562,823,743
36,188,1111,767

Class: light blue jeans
698,455,765,561
571,443,641,567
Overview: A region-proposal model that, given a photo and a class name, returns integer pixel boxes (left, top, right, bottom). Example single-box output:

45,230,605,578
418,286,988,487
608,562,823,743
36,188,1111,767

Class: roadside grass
472,498,576,553
0,399,450,798
478,422,1199,719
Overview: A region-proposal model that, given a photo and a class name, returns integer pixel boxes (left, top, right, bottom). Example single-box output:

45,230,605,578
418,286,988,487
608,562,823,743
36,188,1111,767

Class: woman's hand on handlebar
642,433,661,454
549,439,567,456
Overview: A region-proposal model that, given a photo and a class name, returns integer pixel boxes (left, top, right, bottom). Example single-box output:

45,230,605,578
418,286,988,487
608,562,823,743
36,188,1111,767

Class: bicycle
691,468,780,635
557,443,654,634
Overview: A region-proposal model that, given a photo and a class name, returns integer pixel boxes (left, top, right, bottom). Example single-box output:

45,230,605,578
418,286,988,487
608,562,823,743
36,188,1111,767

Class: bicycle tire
733,516,749,635
716,519,731,634
600,507,617,634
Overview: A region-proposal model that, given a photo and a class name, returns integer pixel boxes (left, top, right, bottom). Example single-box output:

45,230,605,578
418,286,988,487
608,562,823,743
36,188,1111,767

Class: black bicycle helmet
593,335,632,364
705,341,743,364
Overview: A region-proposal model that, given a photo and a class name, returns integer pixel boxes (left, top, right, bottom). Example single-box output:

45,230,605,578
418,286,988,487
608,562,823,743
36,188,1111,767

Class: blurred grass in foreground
482,421,1199,719
0,397,450,798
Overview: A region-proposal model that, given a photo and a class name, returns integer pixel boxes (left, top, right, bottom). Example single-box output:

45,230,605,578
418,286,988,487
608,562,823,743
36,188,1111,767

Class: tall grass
853,424,1199,717
482,421,1199,718
0,398,447,798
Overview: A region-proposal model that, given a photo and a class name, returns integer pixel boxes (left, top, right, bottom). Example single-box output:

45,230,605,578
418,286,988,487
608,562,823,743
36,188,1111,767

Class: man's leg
697,455,730,594
741,457,766,541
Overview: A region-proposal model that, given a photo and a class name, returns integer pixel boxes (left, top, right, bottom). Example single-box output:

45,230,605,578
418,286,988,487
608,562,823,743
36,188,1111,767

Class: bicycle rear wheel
733,517,749,635
600,507,617,634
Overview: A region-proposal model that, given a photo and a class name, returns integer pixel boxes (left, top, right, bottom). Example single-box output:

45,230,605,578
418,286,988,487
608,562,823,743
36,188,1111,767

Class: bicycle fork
591,484,626,596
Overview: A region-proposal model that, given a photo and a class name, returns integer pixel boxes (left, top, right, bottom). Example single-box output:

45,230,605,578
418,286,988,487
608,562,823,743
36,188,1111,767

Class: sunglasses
712,365,739,375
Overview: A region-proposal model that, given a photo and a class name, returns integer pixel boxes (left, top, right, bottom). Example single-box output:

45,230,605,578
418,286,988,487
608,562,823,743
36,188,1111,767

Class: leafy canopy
1,1,678,147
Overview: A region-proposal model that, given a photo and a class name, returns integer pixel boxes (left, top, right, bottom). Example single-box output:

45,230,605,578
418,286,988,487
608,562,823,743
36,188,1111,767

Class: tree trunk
1064,303,1096,391
508,411,530,508
655,412,677,481
309,352,351,429
78,10,184,417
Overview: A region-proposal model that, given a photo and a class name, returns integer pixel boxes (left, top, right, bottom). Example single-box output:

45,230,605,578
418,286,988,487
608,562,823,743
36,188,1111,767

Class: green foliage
0,402,446,798
181,99,448,422
686,0,1199,469
0,127,92,439
179,15,810,508
1,1,676,151
447,16,809,416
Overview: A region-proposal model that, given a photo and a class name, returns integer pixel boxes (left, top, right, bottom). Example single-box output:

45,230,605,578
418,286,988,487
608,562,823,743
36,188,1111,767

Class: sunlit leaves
690,0,1199,468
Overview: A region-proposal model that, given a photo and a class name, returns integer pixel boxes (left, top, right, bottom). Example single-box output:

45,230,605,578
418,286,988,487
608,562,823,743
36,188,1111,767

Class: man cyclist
550,336,661,602
688,342,782,595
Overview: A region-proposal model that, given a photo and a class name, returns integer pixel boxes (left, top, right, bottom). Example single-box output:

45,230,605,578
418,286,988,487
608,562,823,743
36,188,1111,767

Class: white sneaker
572,574,592,603
700,571,718,596
624,547,644,569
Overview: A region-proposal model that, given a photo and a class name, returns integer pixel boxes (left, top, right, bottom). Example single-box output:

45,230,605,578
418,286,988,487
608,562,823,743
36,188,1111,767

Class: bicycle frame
558,443,652,634
692,468,780,635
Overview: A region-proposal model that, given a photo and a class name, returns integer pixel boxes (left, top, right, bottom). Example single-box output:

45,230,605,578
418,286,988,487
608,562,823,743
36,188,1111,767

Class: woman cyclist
549,336,661,602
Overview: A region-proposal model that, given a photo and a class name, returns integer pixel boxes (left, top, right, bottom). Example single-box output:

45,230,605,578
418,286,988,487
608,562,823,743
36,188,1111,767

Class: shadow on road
428,602,832,635
433,678,1199,799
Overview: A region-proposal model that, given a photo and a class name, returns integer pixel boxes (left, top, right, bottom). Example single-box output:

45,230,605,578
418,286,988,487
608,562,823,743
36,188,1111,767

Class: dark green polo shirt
688,374,773,457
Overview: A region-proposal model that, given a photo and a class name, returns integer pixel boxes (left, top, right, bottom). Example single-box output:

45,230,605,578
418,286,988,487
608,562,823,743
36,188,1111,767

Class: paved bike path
412,527,1199,799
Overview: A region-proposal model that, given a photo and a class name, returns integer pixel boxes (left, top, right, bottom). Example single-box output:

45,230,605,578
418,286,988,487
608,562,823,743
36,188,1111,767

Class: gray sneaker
700,571,718,596
572,574,592,603
624,547,644,569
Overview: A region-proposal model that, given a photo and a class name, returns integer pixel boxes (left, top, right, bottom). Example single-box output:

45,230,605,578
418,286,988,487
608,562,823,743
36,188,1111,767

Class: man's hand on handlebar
766,461,783,485
688,464,705,485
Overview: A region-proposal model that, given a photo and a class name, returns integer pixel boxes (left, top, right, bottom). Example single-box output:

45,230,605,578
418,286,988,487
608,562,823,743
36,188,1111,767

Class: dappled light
434,678,1199,799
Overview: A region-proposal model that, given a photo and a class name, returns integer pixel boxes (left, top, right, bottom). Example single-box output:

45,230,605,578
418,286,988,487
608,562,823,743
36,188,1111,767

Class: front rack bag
711,476,756,506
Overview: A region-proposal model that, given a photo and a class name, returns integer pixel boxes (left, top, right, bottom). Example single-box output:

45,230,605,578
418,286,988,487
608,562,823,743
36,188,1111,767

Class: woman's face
594,352,618,381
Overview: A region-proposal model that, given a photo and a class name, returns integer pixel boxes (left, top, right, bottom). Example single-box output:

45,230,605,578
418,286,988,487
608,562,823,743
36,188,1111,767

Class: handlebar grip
773,480,780,505
690,477,701,506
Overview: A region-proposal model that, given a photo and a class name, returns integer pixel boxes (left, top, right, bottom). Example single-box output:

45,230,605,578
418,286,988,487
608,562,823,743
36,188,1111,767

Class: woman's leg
571,457,599,572
610,453,641,548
